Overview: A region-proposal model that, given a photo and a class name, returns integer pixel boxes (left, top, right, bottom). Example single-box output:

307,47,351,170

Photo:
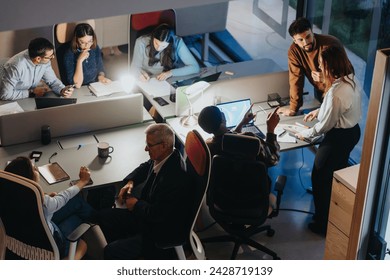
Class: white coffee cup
97,142,114,158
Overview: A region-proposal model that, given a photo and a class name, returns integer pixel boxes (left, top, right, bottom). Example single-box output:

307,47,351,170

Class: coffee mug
97,142,114,158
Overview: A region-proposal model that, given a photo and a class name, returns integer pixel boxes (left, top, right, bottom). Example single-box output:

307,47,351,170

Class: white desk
167,96,321,152
137,61,285,121
0,122,152,194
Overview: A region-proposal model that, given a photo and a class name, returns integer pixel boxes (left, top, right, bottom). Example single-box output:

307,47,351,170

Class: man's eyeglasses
145,141,163,148
42,54,55,60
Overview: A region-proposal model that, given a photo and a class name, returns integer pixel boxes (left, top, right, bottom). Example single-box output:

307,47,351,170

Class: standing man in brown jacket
278,17,349,116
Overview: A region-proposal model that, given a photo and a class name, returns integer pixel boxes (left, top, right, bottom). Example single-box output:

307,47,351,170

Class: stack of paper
137,78,171,97
89,81,125,97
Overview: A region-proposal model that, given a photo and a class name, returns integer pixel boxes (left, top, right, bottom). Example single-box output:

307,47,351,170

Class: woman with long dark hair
296,45,362,235
63,23,111,88
130,24,200,81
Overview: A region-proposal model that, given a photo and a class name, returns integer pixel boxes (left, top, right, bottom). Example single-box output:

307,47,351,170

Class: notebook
88,80,125,97
35,97,77,109
172,71,222,88
38,162,70,185
216,98,265,139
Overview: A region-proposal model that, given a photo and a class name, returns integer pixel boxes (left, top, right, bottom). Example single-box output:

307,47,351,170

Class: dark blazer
123,149,191,244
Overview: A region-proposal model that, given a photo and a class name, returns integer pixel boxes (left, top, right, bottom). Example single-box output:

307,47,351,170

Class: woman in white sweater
296,45,362,235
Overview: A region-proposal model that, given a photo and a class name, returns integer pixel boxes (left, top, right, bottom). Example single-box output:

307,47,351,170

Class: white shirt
301,75,362,138
43,185,80,234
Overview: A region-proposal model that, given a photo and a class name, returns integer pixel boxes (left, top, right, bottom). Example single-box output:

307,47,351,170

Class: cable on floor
279,208,314,215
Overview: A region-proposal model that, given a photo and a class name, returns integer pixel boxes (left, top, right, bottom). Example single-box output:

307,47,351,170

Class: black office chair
0,170,97,260
156,130,210,260
203,133,285,260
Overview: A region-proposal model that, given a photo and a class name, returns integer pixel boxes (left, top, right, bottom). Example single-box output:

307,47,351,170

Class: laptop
172,71,222,88
216,98,265,139
35,97,77,109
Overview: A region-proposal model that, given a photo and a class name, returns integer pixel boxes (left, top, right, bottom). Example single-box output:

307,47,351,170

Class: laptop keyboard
242,126,265,139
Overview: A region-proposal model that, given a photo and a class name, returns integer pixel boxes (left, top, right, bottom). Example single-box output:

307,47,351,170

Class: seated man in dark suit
96,123,191,259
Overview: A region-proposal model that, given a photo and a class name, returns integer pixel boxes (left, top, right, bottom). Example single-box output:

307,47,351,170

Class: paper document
279,124,323,144
275,126,296,143
0,102,24,116
137,78,171,97
89,81,124,97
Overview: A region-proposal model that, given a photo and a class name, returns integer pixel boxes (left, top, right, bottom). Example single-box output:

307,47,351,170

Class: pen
258,105,267,115
140,70,149,81
295,122,309,129
278,130,287,137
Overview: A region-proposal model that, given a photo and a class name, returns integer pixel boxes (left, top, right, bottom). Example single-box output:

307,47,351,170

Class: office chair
129,10,175,63
156,130,210,260
0,170,95,260
202,133,286,260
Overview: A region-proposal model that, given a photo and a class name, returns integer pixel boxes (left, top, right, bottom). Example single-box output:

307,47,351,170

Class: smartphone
70,178,93,186
153,97,169,106
30,151,42,162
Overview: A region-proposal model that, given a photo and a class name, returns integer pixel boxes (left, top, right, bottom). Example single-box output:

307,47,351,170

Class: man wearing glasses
278,17,349,116
96,123,191,259
0,37,74,100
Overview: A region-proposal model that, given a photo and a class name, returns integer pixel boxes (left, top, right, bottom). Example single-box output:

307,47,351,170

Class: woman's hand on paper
295,132,304,141
156,70,172,81
98,75,111,84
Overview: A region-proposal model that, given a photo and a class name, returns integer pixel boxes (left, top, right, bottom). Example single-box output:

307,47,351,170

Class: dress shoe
308,222,327,236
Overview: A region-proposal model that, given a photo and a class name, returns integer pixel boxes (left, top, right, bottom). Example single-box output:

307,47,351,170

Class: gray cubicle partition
0,94,143,146
209,70,290,103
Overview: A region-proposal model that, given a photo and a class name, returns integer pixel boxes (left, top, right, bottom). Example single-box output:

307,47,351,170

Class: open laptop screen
216,98,252,129
35,97,77,109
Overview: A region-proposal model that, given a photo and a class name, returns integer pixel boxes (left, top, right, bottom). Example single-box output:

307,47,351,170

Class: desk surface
0,122,152,194
0,86,153,122
167,96,321,152
138,59,284,121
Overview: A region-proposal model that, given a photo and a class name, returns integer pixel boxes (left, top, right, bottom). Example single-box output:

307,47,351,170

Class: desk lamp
180,81,210,127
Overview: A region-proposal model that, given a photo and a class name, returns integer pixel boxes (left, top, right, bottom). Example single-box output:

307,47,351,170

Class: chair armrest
66,223,92,242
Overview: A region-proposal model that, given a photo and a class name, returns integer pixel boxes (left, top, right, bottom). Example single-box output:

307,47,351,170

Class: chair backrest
129,10,175,63
183,130,211,235
0,170,59,260
208,133,270,225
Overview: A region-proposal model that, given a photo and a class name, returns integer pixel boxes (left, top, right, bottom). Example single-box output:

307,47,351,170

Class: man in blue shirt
0,37,74,101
